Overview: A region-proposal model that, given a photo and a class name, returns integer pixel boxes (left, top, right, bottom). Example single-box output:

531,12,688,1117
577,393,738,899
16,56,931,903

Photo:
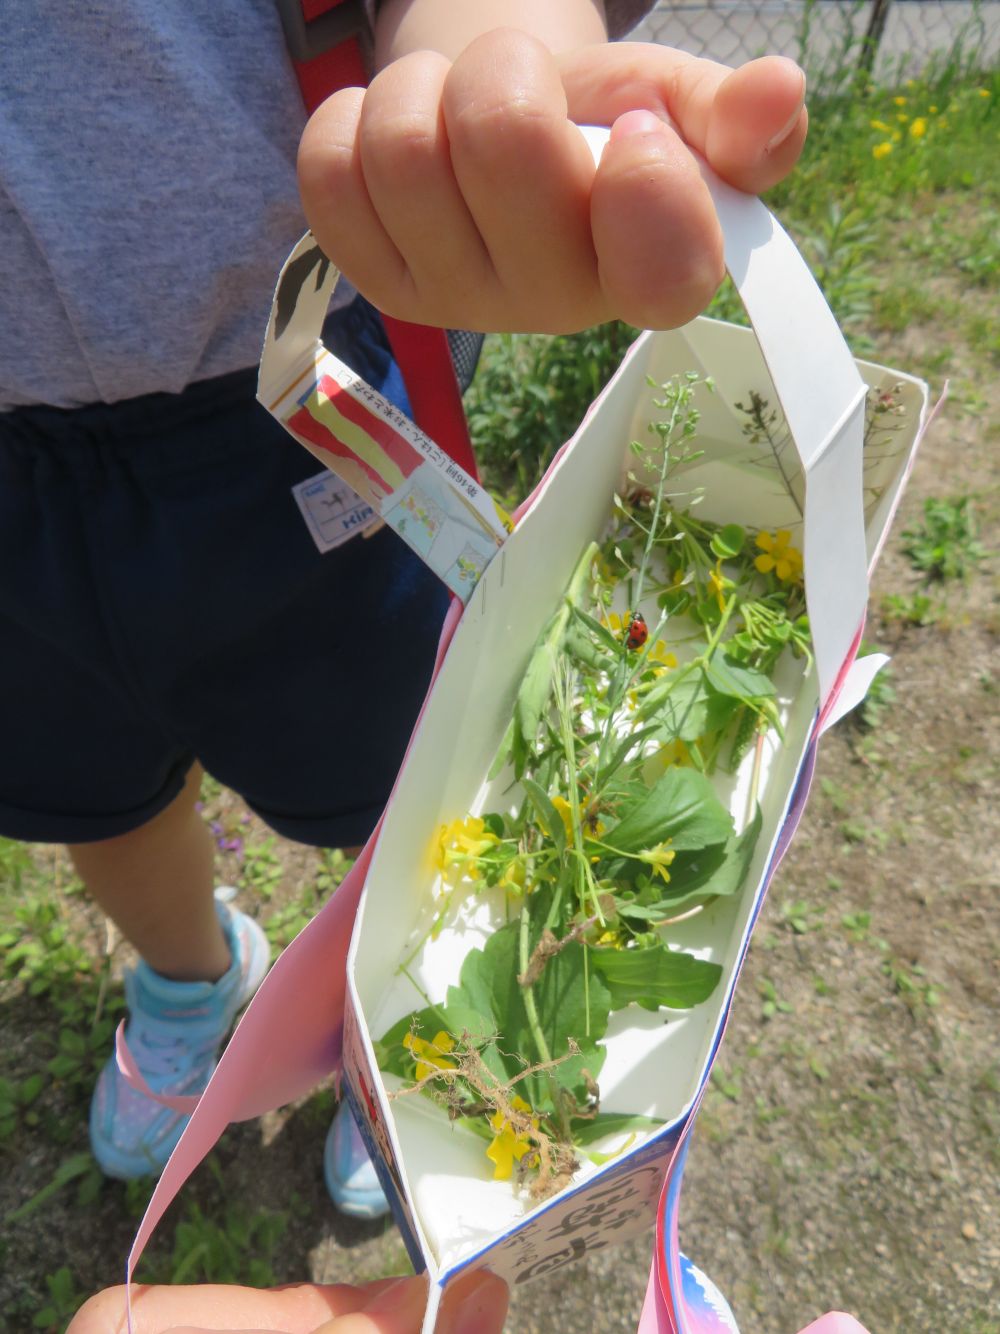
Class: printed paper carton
254,133,929,1332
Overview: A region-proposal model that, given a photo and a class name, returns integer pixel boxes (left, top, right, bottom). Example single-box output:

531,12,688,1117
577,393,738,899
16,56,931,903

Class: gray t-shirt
0,1,656,410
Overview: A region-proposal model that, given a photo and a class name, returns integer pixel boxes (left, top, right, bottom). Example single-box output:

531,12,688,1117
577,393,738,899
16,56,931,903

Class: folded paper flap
258,232,341,402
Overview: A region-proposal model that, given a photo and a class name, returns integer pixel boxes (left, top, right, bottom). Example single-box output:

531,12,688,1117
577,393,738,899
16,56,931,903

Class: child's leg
67,764,229,983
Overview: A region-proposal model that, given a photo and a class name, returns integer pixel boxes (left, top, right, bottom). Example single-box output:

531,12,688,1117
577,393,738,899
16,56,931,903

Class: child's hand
67,1271,507,1334
298,28,807,334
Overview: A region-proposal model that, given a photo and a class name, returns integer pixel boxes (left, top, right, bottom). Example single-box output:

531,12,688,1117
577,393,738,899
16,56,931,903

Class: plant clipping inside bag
256,130,929,1334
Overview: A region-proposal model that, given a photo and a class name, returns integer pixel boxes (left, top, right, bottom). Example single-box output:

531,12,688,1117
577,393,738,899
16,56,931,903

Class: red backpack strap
276,0,368,116
277,0,480,479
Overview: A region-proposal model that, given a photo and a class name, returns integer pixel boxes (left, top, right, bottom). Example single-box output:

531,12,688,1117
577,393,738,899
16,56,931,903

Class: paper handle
578,125,868,706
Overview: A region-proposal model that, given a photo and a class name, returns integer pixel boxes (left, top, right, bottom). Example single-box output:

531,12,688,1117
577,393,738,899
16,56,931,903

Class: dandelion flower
869,118,892,132
910,118,927,138
893,95,907,106
872,141,894,160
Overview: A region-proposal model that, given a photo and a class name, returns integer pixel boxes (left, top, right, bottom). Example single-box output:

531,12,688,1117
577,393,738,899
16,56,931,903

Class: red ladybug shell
625,612,648,650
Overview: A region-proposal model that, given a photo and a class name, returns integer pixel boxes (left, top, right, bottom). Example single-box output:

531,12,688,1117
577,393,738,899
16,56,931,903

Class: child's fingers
705,56,808,192
298,85,409,299
66,1280,376,1333
356,50,493,305
437,27,601,330
590,110,724,330
560,44,807,195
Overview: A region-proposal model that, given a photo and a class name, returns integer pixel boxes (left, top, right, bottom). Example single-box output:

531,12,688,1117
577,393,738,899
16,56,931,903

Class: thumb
797,1314,872,1334
439,1270,509,1334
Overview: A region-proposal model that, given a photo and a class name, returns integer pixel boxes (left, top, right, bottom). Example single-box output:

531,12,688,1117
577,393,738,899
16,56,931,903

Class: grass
466,67,998,504
0,57,997,1334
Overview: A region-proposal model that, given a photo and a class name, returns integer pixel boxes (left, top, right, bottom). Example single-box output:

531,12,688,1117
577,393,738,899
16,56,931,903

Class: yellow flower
499,859,528,896
656,738,693,770
435,816,498,886
979,88,991,98
647,641,677,672
403,1030,457,1083
551,795,575,841
869,118,892,132
486,1096,536,1180
552,794,605,841
636,841,677,885
893,95,907,106
755,530,804,584
909,118,927,138
596,926,626,948
707,562,731,614
626,637,677,709
929,105,939,114
896,112,909,123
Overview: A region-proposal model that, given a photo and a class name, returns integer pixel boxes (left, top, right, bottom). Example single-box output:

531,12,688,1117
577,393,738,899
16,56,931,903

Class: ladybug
624,611,648,651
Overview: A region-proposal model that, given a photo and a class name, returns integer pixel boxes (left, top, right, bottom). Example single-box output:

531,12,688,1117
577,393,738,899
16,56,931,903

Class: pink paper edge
124,597,465,1325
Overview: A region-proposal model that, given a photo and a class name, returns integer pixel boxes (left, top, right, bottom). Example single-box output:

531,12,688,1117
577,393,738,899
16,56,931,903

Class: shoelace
124,975,236,1087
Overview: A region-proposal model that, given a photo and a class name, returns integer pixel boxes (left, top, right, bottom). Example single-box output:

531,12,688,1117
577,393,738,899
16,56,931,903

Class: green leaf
487,718,515,781
516,628,559,750
605,767,733,854
650,674,708,739
704,651,775,700
478,924,610,1110
591,943,722,1010
520,778,566,855
617,806,763,915
570,1110,665,1147
565,624,615,672
6,1152,96,1223
710,524,746,559
595,723,665,789
567,603,623,654
18,1074,44,1106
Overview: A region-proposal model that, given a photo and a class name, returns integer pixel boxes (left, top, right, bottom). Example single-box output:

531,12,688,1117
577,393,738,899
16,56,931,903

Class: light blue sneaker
323,1100,391,1220
89,895,270,1179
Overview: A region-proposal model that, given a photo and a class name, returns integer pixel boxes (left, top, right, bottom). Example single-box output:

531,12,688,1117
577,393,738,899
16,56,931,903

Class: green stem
552,666,605,928
519,900,553,1066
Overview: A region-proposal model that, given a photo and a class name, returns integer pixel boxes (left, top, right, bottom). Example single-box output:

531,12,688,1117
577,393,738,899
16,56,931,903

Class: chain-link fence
629,0,1000,88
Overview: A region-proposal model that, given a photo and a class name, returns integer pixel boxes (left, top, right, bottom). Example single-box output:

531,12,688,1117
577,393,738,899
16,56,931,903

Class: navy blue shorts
0,299,450,847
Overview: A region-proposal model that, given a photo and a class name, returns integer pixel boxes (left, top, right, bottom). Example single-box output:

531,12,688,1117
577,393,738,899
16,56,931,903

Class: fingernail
766,71,807,153
610,109,667,142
